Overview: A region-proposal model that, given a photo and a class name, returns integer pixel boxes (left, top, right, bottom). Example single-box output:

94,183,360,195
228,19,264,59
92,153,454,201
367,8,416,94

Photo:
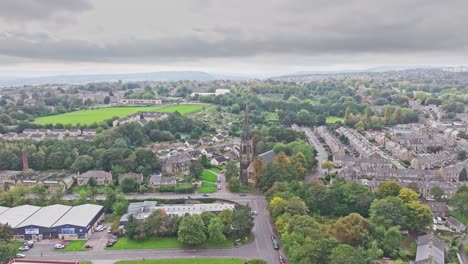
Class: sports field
34,104,206,125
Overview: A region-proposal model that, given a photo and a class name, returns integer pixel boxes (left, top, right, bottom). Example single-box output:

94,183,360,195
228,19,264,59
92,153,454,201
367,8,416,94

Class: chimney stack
22,150,28,172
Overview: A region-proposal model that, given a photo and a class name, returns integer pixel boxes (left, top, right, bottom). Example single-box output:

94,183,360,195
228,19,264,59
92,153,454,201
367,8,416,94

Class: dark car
202,193,209,197
240,193,247,196
105,242,115,247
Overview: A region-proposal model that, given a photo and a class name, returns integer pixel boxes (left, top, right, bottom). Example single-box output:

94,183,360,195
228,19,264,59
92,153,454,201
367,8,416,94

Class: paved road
59,192,281,263
459,233,468,264
292,125,329,181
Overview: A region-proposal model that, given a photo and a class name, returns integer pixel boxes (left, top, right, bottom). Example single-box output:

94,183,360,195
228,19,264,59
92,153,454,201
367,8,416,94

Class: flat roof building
0,205,40,228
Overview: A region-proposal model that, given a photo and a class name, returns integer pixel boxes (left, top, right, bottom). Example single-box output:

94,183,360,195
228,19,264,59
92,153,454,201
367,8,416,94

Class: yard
34,104,207,125
450,211,468,226
71,185,109,194
56,240,91,252
116,259,244,264
326,116,344,124
209,167,222,173
198,181,217,193
200,170,217,182
107,237,238,250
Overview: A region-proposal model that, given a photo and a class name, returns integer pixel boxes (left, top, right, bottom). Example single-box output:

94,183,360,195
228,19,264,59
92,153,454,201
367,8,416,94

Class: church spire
242,103,250,141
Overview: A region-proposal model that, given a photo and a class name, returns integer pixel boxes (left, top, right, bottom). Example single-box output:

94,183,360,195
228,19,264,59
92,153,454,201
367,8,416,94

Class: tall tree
178,215,207,245
377,181,402,198
189,160,204,180
381,226,402,258
0,242,16,264
334,213,371,246
251,157,266,183
449,187,468,217
330,244,365,264
231,205,254,238
399,188,419,203
207,217,226,242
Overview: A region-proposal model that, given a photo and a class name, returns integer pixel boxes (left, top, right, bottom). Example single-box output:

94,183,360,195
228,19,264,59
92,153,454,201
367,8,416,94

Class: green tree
228,177,241,192
189,160,204,180
330,244,364,264
200,154,210,168
334,213,371,246
207,217,226,242
178,215,207,245
218,209,233,235
0,242,16,264
103,187,116,213
121,176,138,193
112,194,129,215
377,181,402,198
399,188,419,203
231,205,254,238
224,160,239,182
321,160,334,173
88,177,97,187
449,187,468,217
268,197,287,219
370,197,408,229
382,226,402,258
125,214,138,240
286,196,309,215
70,155,95,173
0,224,14,242
406,202,432,231
407,182,420,194
430,186,445,201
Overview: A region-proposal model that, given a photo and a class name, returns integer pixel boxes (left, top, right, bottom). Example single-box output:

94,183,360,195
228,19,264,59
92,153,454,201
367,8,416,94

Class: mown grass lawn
35,104,206,125
116,259,244,264
107,237,237,250
71,185,108,194
56,240,91,252
200,170,217,182
326,116,344,124
209,167,222,173
201,181,217,187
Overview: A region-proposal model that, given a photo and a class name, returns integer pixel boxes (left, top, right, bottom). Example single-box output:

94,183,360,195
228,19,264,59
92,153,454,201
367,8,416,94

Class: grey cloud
0,0,92,21
0,0,467,65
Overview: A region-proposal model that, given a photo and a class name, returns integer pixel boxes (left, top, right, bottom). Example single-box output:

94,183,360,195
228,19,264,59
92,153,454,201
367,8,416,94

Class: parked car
107,229,112,233
24,240,34,248
280,256,286,264
18,245,29,251
202,193,210,197
105,242,115,247
54,244,65,249
15,253,26,258
84,244,93,248
240,193,247,196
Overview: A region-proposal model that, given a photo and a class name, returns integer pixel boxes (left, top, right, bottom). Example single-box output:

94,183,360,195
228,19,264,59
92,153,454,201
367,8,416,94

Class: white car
18,245,29,251
15,253,26,258
54,244,65,249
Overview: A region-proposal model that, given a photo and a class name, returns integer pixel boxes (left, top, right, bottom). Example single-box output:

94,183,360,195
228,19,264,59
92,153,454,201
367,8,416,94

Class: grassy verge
465,243,468,253
116,259,244,264
201,182,217,187
56,240,91,252
107,236,240,250
201,170,217,182
198,187,217,193
9,242,23,250
80,262,92,264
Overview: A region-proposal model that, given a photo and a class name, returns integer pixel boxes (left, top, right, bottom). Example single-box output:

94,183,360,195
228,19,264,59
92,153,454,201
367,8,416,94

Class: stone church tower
239,104,253,184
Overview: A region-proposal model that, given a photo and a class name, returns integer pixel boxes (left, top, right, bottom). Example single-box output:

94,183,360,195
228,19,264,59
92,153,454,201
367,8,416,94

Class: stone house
75,170,112,186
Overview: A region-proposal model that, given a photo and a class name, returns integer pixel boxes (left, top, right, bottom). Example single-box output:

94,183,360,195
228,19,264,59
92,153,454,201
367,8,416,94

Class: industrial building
120,201,235,225
0,203,104,240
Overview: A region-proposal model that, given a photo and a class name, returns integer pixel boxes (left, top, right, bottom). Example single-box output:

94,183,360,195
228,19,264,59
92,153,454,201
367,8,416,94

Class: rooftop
0,205,41,228
16,204,72,228
52,204,103,228
0,206,10,215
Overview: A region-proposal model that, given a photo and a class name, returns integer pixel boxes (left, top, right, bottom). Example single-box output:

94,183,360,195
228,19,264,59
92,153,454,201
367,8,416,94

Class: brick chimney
22,150,28,172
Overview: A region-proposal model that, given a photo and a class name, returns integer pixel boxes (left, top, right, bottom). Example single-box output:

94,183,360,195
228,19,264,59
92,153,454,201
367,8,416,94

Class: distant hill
0,71,216,87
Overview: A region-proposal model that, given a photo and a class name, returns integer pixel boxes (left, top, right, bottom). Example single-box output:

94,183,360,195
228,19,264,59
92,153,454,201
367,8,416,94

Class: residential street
459,233,468,264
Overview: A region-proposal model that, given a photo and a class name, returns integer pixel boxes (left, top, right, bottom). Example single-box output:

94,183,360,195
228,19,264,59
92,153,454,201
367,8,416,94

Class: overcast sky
0,0,467,77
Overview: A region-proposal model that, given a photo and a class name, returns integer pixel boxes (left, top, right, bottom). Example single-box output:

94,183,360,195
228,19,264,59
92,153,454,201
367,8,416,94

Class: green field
56,240,91,252
198,187,217,193
209,167,222,173
201,170,217,182
35,104,206,125
107,237,236,250
326,116,344,124
116,259,244,264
